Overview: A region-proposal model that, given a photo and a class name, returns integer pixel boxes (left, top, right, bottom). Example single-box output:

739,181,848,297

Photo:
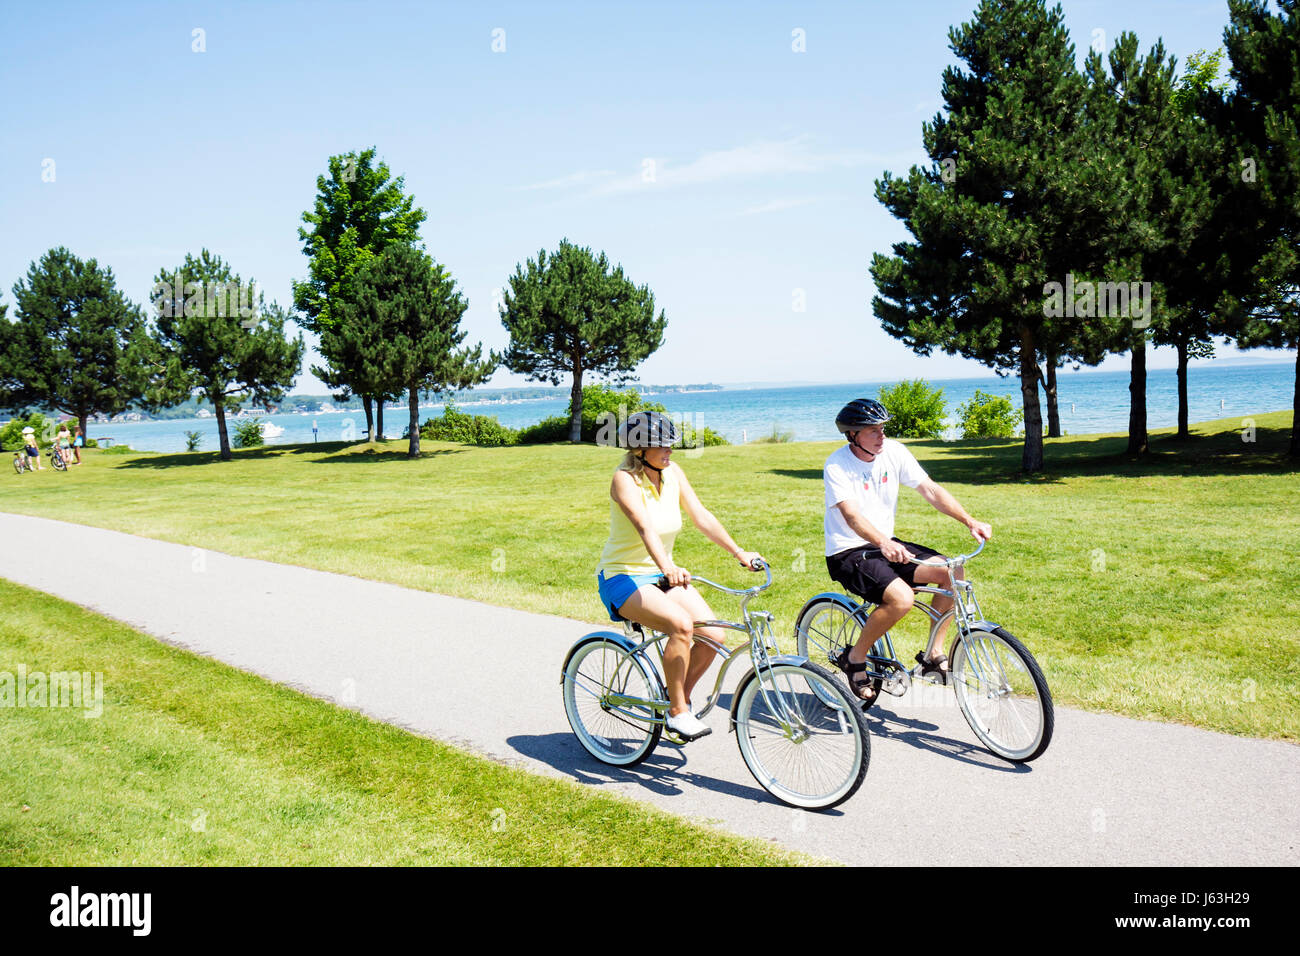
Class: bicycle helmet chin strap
849,432,877,460
636,451,664,474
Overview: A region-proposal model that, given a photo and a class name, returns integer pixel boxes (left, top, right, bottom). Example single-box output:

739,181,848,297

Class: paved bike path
2,511,1296,866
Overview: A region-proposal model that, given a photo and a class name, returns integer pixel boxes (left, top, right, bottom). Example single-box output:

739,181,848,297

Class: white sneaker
666,710,712,741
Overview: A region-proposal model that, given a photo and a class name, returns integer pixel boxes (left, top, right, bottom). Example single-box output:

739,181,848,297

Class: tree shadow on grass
767,424,1296,485
114,441,464,468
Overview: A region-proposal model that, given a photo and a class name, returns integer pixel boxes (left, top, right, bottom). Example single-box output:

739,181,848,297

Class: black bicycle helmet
619,410,679,449
835,398,891,433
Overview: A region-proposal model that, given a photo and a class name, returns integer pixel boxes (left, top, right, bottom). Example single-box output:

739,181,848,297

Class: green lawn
2,411,1297,741
0,577,807,865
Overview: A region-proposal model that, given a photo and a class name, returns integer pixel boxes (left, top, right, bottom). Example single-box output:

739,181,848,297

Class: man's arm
834,500,914,563
915,478,992,540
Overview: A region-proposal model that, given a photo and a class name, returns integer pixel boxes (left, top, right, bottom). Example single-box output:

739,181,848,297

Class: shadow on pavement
508,732,851,816
864,704,1032,773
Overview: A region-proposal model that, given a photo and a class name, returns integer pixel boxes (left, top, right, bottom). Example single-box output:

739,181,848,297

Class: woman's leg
617,585,697,717
662,585,725,704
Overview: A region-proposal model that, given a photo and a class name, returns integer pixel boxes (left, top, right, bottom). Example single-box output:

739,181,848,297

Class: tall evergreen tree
1221,0,1300,457
500,239,666,443
151,250,304,460
871,0,1118,472
6,247,156,439
1085,33,1181,456
292,148,427,441
341,244,495,457
1155,49,1234,440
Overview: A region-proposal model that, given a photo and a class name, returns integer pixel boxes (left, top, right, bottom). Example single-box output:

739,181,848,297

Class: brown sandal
833,647,877,701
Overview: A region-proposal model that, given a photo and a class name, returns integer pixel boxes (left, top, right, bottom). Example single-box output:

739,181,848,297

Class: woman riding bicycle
595,410,763,742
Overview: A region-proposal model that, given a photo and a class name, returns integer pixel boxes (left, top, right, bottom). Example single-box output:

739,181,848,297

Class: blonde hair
618,449,645,479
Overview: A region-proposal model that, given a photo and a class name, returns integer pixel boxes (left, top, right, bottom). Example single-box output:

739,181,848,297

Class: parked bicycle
562,559,870,809
795,538,1053,763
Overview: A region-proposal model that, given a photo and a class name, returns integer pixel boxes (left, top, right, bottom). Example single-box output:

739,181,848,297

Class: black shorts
825,538,943,606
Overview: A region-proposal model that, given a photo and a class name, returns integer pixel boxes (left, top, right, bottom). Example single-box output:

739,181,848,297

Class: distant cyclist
595,410,763,741
823,398,991,701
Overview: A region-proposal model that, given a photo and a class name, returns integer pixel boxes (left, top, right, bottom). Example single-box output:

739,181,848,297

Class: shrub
1,413,52,451
518,383,728,447
232,418,264,448
420,399,519,446
877,379,946,439
516,415,572,444
956,390,1020,439
750,424,795,443
184,430,203,451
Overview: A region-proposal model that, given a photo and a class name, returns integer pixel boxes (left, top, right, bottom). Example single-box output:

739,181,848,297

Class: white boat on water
261,422,285,438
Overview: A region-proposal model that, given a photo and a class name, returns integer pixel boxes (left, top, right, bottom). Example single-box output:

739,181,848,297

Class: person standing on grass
21,426,43,470
595,410,764,742
823,398,991,702
72,426,83,464
56,422,74,465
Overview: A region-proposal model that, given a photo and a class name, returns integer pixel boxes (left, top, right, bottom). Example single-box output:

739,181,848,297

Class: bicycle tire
733,661,870,810
794,596,885,710
562,636,663,767
950,626,1053,763
52,452,66,472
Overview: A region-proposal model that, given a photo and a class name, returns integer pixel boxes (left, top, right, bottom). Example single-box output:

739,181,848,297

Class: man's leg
911,563,966,667
850,578,915,663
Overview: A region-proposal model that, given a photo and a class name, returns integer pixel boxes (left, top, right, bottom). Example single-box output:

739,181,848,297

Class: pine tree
500,240,665,443
6,247,156,440
871,0,1118,472
151,250,304,460
1221,0,1300,458
337,245,495,457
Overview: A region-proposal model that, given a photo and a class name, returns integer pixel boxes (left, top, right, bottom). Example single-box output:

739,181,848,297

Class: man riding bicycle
823,398,991,701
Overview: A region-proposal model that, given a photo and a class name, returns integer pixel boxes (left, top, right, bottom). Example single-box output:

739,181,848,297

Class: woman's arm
610,470,685,583
675,466,762,568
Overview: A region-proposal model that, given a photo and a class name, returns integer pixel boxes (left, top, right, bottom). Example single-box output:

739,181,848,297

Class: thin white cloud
589,137,880,197
520,169,615,190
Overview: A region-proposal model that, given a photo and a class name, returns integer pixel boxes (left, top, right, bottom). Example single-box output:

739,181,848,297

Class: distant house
195,408,212,418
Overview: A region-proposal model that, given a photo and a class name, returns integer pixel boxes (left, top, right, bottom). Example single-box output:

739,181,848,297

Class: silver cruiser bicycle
561,560,870,810
794,538,1053,763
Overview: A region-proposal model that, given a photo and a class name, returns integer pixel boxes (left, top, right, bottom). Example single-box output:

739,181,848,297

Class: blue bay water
83,361,1294,453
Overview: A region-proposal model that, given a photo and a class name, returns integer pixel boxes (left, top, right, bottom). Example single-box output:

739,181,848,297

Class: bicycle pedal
664,727,712,745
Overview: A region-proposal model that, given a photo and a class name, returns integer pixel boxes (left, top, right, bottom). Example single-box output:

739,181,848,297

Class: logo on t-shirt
881,470,889,484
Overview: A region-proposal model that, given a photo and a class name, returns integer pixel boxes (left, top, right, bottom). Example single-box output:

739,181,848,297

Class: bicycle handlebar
691,558,771,597
907,534,986,568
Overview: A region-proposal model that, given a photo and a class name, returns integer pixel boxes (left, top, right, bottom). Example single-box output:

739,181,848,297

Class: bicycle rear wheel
562,636,663,767
734,662,869,810
950,626,1053,762
794,596,884,709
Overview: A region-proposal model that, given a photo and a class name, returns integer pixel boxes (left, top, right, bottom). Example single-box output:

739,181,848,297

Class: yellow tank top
596,463,682,576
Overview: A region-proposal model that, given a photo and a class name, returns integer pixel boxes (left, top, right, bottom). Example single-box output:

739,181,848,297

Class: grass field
0,577,807,865
2,411,1297,742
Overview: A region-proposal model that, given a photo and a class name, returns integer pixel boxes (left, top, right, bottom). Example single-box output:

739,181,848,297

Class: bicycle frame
805,538,1007,691
565,562,815,736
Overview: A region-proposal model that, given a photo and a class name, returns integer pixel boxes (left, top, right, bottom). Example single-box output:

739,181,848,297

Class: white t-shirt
823,440,930,556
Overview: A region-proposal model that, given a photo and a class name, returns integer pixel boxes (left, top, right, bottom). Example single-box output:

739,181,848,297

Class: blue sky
1,0,1286,392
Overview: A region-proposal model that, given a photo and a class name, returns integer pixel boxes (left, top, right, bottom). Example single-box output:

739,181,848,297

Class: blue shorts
596,570,667,622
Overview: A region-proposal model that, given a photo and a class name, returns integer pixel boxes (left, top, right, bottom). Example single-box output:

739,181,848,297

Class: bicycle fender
727,655,812,727
559,631,666,694
559,631,637,684
794,592,871,633
959,620,1002,636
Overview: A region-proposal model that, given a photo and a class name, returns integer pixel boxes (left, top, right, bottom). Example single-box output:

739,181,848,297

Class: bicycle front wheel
734,662,869,810
950,626,1053,762
562,636,663,767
